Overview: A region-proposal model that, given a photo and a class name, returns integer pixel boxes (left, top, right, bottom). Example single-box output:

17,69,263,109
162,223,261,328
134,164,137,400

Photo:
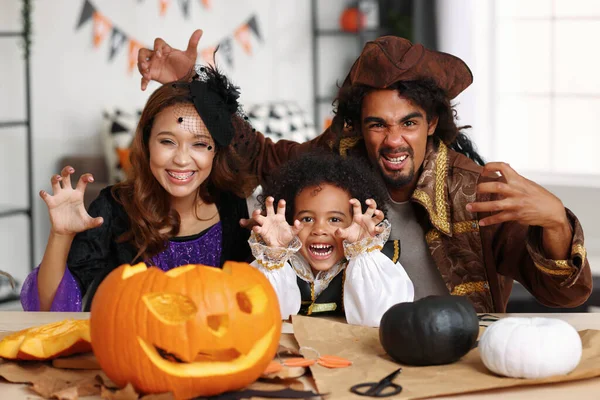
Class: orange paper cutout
283,357,316,367
160,0,171,16
116,148,132,174
263,360,283,375
128,39,143,73
234,24,252,55
317,355,352,369
92,12,112,48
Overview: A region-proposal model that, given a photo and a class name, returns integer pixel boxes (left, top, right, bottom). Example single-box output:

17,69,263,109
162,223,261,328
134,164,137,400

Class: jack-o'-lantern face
90,262,282,399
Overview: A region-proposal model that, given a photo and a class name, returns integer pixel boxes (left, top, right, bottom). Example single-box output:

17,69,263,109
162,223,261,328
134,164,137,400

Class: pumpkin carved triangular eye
143,293,198,325
121,263,148,279
236,285,268,315
206,314,229,337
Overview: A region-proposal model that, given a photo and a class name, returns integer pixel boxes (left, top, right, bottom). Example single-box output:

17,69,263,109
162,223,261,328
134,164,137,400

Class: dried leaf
51,386,79,400
52,353,100,370
30,375,101,399
31,377,73,398
100,383,140,400
95,373,120,389
71,376,101,397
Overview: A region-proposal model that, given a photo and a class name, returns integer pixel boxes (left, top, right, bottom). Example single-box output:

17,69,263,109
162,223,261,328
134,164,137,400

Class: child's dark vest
297,270,346,316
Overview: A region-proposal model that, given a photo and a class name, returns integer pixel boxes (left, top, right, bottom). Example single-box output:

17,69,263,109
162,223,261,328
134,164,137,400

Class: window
439,0,600,187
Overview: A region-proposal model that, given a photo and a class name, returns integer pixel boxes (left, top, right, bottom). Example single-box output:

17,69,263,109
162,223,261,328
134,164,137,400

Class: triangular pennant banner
93,11,112,48
111,121,129,134
76,0,95,29
160,0,171,16
201,46,216,66
218,37,234,68
234,24,252,55
247,15,262,42
109,27,127,61
178,0,191,18
201,0,211,9
128,39,144,73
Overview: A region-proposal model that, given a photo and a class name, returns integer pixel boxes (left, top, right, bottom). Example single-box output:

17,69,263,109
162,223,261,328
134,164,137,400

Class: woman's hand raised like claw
335,198,384,244
248,196,303,248
39,166,103,237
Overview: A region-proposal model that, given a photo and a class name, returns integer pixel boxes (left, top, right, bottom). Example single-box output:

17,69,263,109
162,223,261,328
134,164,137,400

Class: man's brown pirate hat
342,36,473,99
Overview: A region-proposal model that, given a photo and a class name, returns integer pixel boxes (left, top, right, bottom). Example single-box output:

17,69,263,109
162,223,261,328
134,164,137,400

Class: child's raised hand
250,197,303,247
39,166,103,237
335,198,384,243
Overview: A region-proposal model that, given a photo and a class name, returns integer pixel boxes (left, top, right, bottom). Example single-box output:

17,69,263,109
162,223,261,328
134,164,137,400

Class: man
137,31,591,313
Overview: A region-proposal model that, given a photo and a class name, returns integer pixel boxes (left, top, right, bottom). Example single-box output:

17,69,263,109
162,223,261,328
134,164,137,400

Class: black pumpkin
379,295,479,366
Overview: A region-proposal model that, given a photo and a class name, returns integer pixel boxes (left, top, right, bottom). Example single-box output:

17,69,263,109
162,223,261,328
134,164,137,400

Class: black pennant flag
76,0,95,30
178,0,191,18
218,37,234,68
109,27,127,61
247,15,262,42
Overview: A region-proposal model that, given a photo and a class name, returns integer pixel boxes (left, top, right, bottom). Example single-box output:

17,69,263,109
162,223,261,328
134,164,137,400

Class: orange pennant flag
234,24,252,55
160,0,171,16
201,46,216,66
128,39,143,73
92,11,112,48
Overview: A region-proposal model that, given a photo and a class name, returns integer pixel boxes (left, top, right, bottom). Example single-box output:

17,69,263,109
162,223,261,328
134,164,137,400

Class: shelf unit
0,0,34,303
310,0,380,131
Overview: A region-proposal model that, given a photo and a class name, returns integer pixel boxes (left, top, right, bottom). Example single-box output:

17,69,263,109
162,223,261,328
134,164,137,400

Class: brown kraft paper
292,315,600,399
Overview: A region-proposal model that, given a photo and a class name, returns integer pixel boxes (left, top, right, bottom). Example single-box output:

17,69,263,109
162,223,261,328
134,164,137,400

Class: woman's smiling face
148,104,216,203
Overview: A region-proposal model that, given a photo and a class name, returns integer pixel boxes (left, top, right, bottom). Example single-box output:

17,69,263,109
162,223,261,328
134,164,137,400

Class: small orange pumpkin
340,7,366,33
90,262,282,399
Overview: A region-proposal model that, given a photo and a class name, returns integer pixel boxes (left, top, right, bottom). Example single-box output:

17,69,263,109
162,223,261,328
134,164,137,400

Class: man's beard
376,148,415,189
379,162,415,189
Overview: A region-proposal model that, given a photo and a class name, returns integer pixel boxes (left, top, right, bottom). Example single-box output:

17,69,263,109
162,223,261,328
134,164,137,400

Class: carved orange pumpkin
90,262,282,399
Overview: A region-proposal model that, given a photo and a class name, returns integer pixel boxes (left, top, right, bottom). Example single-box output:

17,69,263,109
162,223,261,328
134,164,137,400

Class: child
247,152,414,327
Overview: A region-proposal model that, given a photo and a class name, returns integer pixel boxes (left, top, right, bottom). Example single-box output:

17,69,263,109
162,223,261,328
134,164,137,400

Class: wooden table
1,312,600,399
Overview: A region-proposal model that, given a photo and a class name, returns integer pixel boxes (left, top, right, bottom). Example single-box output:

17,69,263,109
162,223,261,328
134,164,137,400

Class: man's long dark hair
331,79,485,166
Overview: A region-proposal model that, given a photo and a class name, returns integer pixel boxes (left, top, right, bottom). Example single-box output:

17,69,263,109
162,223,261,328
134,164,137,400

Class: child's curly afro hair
260,151,389,225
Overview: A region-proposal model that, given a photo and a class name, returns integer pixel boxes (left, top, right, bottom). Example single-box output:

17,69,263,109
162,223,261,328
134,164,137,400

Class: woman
21,65,258,312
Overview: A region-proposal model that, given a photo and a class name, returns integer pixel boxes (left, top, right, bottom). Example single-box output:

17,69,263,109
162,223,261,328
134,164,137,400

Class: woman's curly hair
331,79,485,165
260,151,389,225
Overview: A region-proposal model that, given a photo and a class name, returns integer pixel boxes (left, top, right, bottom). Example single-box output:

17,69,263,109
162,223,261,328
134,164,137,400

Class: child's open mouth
309,244,334,259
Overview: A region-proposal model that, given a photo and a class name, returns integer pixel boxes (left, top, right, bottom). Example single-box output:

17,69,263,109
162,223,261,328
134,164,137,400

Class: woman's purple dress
20,223,223,312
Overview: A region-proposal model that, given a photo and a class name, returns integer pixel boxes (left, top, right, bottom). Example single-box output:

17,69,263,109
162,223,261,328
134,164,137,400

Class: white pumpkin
479,317,582,379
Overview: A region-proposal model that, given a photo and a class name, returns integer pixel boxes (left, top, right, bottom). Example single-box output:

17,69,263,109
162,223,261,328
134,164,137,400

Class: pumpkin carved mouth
137,325,277,376
154,346,242,363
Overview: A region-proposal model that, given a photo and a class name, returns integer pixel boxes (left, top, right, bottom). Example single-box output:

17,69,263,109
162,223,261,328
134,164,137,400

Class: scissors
350,368,403,397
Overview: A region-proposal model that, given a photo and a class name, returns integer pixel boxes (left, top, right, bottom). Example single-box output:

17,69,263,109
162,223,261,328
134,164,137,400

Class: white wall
0,0,312,285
